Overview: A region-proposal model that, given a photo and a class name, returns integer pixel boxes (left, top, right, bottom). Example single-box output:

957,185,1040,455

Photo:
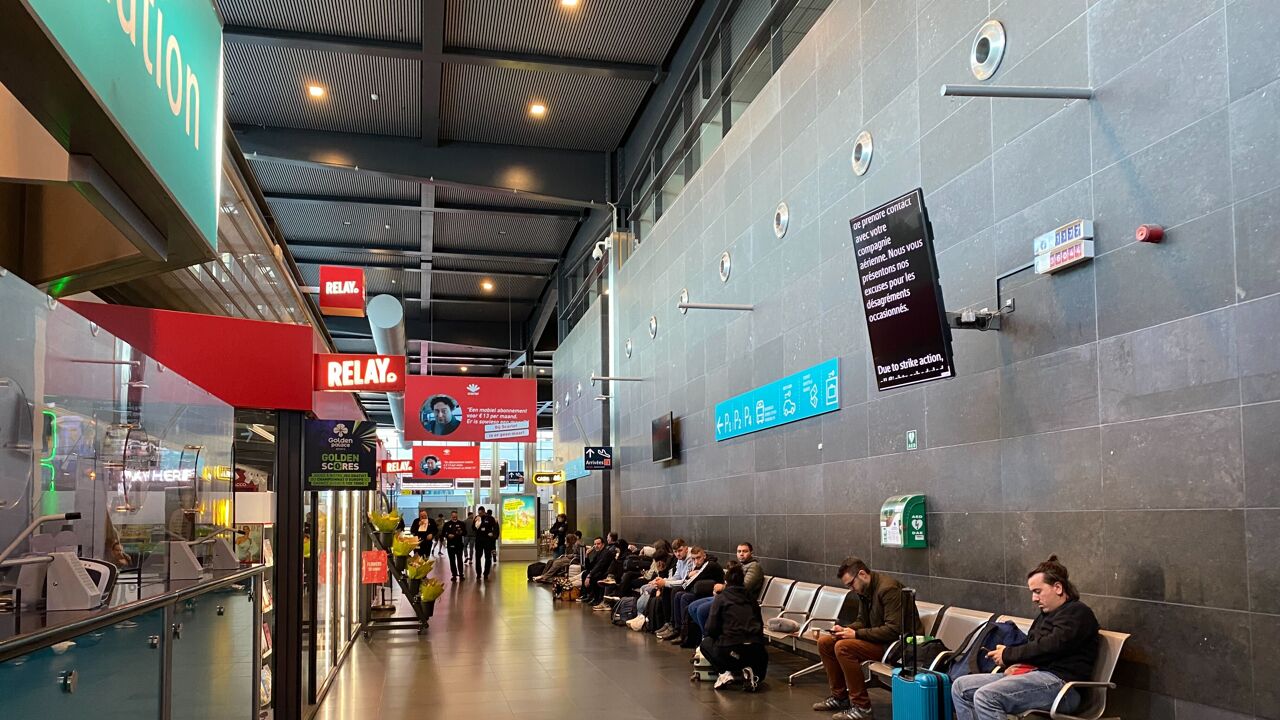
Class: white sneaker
627,614,647,631
714,671,737,689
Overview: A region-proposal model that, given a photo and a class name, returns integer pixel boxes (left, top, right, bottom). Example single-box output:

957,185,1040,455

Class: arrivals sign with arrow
583,446,613,471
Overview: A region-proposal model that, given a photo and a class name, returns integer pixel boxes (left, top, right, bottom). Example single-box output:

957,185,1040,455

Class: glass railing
0,265,237,642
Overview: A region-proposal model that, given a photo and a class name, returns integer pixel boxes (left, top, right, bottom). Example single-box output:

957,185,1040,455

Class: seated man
952,556,1099,720
701,561,767,692
664,548,723,645
639,538,689,632
585,533,623,610
534,533,582,582
574,536,607,603
812,557,917,720
688,542,763,639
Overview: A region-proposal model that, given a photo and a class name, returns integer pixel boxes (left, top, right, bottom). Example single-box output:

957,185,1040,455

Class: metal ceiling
218,0,702,424
440,63,651,151
225,43,420,137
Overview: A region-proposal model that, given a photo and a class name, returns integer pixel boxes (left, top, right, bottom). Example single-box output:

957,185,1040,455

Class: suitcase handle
902,587,918,678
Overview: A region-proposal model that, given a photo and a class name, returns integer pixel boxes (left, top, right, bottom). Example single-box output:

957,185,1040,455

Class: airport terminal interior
0,0,1277,719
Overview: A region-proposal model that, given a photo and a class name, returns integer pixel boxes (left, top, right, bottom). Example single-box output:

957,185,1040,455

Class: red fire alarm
1136,224,1164,243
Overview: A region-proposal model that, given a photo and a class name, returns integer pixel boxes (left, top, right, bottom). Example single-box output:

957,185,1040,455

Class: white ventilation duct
367,294,406,432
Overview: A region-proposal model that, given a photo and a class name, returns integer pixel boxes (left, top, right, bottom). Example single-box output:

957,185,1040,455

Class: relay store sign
405,376,537,442
314,354,405,392
303,420,378,490
381,459,413,475
411,445,480,479
24,0,224,249
850,189,955,391
318,266,366,317
715,358,841,442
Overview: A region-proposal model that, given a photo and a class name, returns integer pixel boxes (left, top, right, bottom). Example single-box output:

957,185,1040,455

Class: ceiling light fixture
307,84,326,99
342,220,352,226
481,280,495,292
560,0,578,6
529,102,547,117
370,92,379,101
460,366,469,372
384,224,391,230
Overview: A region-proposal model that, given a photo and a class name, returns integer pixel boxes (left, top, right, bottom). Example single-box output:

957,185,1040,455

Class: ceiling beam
234,126,607,203
326,316,520,350
440,47,662,83
420,185,434,312
421,1,445,146
223,26,662,82
263,191,584,218
293,258,549,280
305,288,532,306
284,240,561,264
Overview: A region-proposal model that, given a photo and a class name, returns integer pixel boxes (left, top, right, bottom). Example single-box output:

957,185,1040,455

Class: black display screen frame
651,413,674,463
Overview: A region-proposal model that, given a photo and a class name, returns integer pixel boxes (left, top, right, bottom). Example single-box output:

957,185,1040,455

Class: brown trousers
816,634,887,709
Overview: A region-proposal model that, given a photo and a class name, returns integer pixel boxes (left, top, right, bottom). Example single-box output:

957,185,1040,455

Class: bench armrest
926,650,954,671
879,639,902,663
798,617,837,636
760,603,784,614
1050,681,1115,720
779,611,809,621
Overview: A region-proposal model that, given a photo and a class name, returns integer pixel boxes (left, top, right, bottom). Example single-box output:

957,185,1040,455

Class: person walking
475,506,500,579
409,509,436,557
442,510,467,581
435,513,447,557
463,510,476,566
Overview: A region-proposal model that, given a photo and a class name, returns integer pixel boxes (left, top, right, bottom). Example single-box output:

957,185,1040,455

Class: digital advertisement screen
303,420,378,490
410,445,479,479
651,413,674,463
849,188,955,391
500,496,536,543
404,376,537,442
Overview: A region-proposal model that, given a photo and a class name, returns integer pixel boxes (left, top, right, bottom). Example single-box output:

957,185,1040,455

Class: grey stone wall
563,0,1279,717
553,299,605,539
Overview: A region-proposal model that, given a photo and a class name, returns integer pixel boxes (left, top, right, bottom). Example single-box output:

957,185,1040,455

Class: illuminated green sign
24,0,225,249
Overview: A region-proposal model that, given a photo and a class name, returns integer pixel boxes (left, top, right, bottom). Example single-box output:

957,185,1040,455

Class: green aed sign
24,0,224,249
880,494,927,549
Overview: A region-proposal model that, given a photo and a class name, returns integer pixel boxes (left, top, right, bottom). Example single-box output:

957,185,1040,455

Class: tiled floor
312,559,895,720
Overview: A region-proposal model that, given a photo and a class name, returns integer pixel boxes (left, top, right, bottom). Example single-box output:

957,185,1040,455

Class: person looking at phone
811,557,917,720
951,556,1099,720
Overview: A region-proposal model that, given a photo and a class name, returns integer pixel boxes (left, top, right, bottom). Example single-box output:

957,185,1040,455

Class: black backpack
611,597,638,626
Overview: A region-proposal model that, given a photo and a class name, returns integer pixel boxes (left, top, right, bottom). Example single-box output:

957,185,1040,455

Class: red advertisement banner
314,353,406,392
319,266,365,317
411,445,480,479
361,550,388,584
404,376,537,442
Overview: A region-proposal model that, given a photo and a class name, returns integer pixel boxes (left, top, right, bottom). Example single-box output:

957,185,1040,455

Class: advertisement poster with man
404,376,537,442
410,445,480,479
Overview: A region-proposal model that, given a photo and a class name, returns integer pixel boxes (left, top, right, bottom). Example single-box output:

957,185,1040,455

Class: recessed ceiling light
498,230,508,236
481,280,495,291
342,220,352,226
539,368,546,373
307,84,326,99
529,102,547,117
384,224,391,230
560,0,578,6
370,92,379,101
460,366,469,372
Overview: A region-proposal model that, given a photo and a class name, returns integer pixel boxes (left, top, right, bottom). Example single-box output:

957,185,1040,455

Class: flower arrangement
368,511,402,532
406,556,434,580
418,578,445,603
390,534,420,557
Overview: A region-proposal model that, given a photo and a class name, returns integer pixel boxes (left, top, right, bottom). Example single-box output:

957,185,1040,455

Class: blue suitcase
891,588,953,720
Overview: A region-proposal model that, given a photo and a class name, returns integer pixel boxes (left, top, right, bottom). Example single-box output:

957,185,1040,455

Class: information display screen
651,413,674,463
850,189,955,391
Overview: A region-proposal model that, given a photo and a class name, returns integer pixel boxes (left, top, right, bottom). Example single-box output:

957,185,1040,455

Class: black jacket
587,543,620,581
550,520,568,544
442,519,466,547
688,560,725,598
834,571,919,646
1002,599,1099,682
476,514,500,545
410,518,436,543
706,585,765,646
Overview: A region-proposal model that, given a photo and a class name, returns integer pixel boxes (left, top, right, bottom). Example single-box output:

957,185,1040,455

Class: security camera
591,240,609,261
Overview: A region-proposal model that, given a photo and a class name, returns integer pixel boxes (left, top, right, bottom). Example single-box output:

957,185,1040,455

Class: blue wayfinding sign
714,358,841,442
564,456,589,481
